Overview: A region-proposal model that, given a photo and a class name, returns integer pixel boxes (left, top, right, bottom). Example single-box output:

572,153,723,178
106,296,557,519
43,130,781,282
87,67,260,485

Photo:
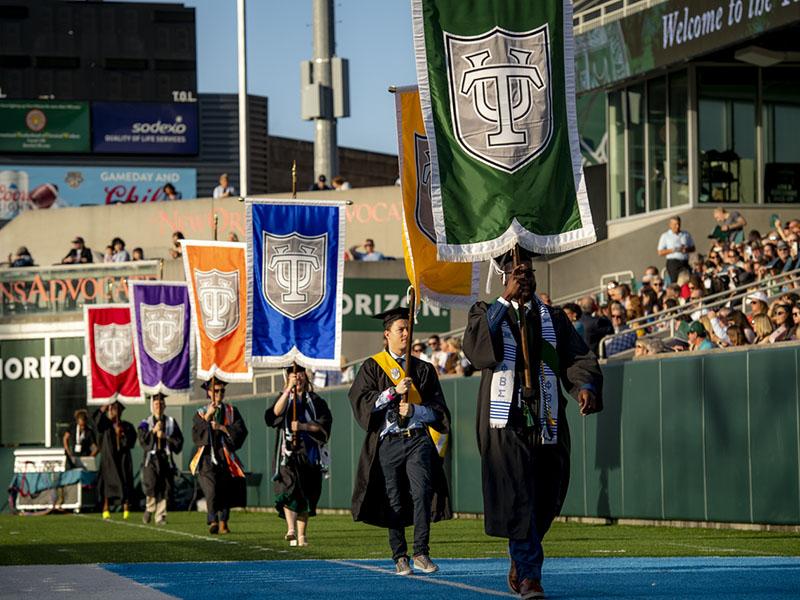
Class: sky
150,0,418,155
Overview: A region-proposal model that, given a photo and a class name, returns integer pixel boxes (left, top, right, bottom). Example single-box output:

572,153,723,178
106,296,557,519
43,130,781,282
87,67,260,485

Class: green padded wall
170,344,800,526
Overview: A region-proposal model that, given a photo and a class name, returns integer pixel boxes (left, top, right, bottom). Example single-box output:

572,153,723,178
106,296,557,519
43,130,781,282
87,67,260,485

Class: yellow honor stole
371,351,448,458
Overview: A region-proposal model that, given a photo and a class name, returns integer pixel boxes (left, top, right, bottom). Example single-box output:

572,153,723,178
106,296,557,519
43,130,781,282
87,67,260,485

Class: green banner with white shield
0,101,90,153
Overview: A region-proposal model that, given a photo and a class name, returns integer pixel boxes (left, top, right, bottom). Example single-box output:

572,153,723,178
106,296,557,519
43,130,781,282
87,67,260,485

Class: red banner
84,304,141,404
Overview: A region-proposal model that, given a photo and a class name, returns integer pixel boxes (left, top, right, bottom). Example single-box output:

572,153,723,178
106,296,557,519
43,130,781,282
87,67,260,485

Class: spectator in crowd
727,326,747,347
604,302,638,357
132,247,145,261
775,241,791,271
426,334,448,374
763,303,794,344
332,175,351,190
103,245,114,263
687,321,716,351
411,340,431,363
61,236,93,264
562,302,585,339
169,231,185,260
634,338,666,358
538,292,552,306
728,310,757,344
213,173,236,198
748,291,770,322
711,207,747,242
639,286,659,316
163,183,182,201
7,246,33,268
228,232,240,242
641,265,660,285
349,238,385,261
657,216,695,283
792,304,800,328
751,314,775,343
577,296,613,355
445,337,473,376
111,237,131,262
63,408,98,468
309,174,332,191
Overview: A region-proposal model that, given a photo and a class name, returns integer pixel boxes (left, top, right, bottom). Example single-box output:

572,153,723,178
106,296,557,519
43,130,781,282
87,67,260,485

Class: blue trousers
509,518,544,580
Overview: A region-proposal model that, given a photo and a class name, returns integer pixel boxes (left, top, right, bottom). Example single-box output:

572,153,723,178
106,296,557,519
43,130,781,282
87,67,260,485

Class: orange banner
181,241,252,382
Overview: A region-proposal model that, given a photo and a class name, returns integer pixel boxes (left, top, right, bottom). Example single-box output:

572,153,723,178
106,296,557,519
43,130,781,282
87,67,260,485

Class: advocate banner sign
0,101,90,153
576,0,800,93
92,102,199,155
0,165,196,221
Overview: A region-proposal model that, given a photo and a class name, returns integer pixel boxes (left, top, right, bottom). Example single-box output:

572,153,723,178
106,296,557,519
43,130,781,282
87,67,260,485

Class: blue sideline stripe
104,556,800,600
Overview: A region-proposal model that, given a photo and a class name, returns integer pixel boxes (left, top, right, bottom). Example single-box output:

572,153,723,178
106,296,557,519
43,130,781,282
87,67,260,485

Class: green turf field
0,512,797,565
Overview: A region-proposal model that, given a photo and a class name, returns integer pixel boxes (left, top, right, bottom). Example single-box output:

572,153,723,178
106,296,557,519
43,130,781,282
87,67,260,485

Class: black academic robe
138,415,184,500
462,301,603,540
348,354,452,528
191,403,248,511
265,391,332,517
93,410,137,503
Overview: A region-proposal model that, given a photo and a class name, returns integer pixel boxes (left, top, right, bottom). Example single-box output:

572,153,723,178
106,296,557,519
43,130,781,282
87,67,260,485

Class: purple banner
130,281,193,395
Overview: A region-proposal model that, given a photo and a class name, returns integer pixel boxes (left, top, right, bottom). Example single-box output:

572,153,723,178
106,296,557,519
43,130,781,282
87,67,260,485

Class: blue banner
0,165,197,221
245,200,346,368
91,102,199,154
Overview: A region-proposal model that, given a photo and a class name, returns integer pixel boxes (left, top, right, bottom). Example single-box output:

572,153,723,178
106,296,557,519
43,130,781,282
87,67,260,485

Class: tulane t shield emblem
263,232,327,319
445,25,553,173
94,323,134,375
140,303,184,363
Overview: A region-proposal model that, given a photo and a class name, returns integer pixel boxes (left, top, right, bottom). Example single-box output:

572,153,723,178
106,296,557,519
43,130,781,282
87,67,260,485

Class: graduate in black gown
93,400,137,520
190,379,248,534
138,393,184,526
265,364,332,547
63,409,98,468
349,307,452,576
462,249,603,599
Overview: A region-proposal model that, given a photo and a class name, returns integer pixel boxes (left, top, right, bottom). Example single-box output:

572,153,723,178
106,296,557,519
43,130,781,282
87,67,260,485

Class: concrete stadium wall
171,342,799,526
0,187,409,267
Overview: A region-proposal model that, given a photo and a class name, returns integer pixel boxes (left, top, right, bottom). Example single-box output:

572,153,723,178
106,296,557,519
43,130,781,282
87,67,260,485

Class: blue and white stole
489,297,559,445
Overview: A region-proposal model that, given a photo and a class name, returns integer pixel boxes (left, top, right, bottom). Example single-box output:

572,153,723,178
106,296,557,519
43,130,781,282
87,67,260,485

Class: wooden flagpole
513,245,533,393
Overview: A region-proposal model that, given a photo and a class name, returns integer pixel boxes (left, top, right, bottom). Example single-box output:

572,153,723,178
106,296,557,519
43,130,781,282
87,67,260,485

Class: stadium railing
573,0,666,34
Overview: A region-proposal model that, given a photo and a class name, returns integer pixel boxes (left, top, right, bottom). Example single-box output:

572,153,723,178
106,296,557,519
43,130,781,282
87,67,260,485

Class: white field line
331,559,515,598
74,513,290,554
659,541,777,555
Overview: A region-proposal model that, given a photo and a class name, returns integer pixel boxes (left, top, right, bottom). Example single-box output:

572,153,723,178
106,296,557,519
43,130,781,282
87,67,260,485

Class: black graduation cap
491,247,537,270
201,379,228,391
106,399,126,413
373,306,410,330
285,363,306,374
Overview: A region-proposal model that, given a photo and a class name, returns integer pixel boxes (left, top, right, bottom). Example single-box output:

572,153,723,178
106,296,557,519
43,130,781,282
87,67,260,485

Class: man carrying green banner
463,249,603,598
411,0,595,261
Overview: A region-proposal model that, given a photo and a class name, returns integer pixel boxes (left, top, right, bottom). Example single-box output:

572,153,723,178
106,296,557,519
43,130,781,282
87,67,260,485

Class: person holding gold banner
348,307,451,576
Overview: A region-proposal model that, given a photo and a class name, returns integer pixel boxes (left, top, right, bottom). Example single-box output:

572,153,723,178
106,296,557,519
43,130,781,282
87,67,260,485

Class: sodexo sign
0,353,86,381
91,102,199,155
